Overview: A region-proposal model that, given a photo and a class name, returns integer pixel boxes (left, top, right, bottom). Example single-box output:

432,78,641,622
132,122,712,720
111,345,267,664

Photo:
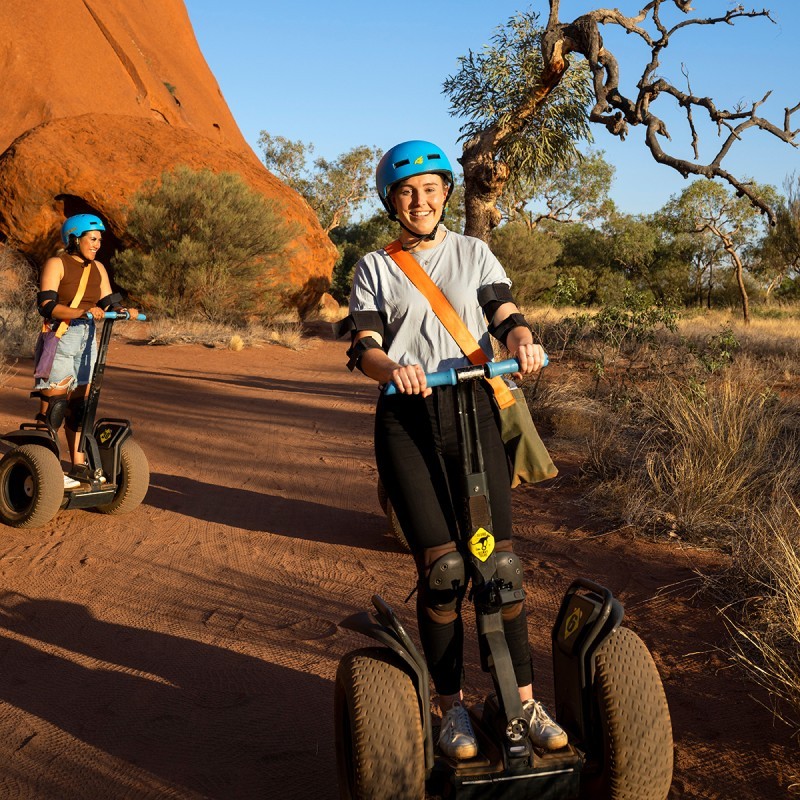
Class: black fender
1,427,60,459
339,595,435,773
551,578,624,755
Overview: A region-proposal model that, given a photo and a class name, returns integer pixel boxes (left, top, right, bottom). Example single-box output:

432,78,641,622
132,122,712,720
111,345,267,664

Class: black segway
0,310,150,529
335,358,673,800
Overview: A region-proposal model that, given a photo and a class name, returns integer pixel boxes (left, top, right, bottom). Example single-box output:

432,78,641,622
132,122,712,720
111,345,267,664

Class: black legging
375,381,534,695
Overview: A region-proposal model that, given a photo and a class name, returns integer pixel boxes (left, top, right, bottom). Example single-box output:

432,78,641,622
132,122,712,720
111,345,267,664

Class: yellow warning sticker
563,605,584,640
469,528,495,562
99,427,112,444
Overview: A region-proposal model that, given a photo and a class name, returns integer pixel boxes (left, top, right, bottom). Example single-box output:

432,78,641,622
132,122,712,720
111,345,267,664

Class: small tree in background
258,133,381,235
113,166,298,323
751,174,800,299
663,180,776,323
499,149,615,230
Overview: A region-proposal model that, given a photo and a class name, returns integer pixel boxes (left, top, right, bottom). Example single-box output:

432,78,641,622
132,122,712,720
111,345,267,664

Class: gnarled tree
450,1,799,242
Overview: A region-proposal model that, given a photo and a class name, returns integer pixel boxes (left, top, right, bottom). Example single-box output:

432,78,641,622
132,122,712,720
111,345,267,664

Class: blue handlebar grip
86,311,147,321
384,367,457,395
484,353,548,379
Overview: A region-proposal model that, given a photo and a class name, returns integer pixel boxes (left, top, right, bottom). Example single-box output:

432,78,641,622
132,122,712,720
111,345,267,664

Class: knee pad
65,396,87,432
419,543,467,625
495,540,525,622
36,393,68,433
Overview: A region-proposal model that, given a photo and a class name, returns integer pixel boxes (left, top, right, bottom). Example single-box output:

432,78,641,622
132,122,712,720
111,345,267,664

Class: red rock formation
0,0,335,307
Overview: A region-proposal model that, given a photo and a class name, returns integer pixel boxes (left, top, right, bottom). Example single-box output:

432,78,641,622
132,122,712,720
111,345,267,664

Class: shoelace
447,703,472,735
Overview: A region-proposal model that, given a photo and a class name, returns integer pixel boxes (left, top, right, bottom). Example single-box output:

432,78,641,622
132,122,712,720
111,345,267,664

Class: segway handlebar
384,354,548,395
85,310,147,321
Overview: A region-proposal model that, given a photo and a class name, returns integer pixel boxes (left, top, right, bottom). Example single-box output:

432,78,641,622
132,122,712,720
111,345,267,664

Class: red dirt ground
0,326,796,799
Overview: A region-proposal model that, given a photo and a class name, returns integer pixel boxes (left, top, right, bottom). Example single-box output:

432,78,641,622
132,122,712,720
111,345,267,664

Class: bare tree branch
542,0,799,225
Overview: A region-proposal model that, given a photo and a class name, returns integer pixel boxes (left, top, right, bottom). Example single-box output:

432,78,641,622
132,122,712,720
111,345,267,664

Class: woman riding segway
337,140,565,760
33,214,137,488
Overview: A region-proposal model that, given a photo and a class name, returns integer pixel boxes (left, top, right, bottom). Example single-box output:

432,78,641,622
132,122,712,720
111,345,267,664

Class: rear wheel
0,445,63,528
377,479,410,551
335,648,424,800
96,437,149,515
582,626,673,800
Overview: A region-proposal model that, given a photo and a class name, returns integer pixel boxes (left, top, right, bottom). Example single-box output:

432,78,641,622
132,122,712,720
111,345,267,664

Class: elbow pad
488,313,532,347
37,290,59,318
477,283,515,321
98,292,123,311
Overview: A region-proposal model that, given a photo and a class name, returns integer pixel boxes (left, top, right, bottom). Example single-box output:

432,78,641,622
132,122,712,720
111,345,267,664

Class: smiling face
77,230,102,261
390,173,450,240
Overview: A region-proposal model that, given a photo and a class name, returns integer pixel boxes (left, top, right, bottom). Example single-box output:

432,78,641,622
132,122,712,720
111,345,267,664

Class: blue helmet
375,140,454,215
61,214,105,245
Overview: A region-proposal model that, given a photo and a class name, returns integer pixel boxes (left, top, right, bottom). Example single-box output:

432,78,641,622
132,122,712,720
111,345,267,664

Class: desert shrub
489,223,561,306
0,245,39,370
112,166,299,324
556,290,680,399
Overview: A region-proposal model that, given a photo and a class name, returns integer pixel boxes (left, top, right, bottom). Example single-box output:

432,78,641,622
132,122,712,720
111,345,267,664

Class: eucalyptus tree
258,133,381,235
751,173,800,298
443,9,593,240
446,1,799,243
663,180,776,322
499,149,615,230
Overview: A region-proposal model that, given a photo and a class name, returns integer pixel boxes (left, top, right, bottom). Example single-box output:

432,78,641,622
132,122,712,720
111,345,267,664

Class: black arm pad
97,292,123,310
477,283,515,321
346,335,384,373
488,312,533,347
37,290,59,318
333,310,386,340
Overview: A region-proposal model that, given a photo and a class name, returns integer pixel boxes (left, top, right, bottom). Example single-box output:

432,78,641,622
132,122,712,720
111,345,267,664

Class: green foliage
112,166,298,323
328,212,397,303
443,9,593,193
258,133,380,234
489,223,561,306
502,149,616,227
563,290,680,396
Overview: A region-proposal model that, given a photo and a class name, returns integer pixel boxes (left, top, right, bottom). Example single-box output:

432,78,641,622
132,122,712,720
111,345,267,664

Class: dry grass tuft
144,317,309,351
712,499,800,734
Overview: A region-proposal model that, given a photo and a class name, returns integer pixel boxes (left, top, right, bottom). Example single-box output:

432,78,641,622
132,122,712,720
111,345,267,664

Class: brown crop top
56,254,103,311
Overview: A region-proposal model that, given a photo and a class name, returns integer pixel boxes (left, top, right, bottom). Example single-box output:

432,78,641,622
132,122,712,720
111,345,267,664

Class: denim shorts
33,318,97,392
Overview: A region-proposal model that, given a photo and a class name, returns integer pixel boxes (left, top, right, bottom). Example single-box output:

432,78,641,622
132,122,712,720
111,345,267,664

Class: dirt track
0,328,796,799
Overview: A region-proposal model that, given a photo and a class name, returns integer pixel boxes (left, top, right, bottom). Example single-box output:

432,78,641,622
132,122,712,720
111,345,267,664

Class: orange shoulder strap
384,240,515,409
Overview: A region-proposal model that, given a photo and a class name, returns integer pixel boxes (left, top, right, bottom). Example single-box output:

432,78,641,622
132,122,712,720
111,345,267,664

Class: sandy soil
0,325,796,799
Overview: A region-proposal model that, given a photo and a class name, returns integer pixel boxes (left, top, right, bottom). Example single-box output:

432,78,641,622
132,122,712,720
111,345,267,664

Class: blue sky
183,0,800,217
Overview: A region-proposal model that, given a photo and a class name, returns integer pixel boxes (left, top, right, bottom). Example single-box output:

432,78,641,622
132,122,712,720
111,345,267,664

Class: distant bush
0,245,38,377
113,166,299,324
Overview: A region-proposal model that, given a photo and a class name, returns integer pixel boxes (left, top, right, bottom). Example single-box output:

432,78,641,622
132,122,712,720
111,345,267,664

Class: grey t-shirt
349,228,511,373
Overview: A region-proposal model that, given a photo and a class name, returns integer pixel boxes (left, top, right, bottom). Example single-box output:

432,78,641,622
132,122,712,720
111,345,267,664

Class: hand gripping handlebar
383,354,548,395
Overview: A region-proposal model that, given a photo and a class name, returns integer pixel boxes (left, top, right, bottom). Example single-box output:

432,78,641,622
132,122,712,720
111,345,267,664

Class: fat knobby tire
0,444,64,528
335,648,424,800
96,437,149,515
588,626,673,800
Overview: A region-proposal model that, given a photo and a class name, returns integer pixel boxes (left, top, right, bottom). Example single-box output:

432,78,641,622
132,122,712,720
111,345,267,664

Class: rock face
0,0,335,307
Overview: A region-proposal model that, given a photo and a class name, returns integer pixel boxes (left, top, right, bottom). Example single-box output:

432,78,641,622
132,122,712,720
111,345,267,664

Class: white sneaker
438,701,478,760
63,474,81,490
523,699,568,750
